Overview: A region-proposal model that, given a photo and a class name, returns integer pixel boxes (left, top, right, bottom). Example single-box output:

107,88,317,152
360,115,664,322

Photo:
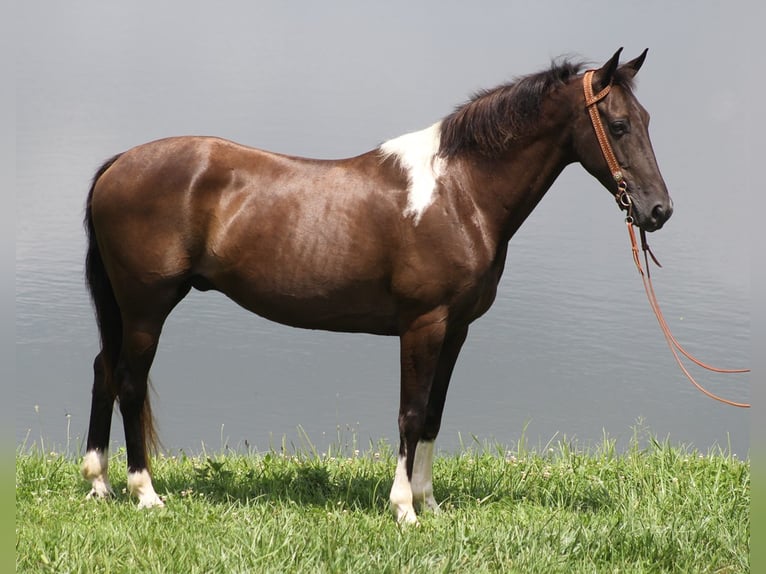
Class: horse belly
210,266,400,335
200,211,400,334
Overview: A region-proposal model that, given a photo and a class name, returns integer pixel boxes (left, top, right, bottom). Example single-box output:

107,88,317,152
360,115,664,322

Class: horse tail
85,154,159,457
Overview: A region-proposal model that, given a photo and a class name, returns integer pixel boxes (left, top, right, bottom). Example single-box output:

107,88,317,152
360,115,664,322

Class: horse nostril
652,202,672,223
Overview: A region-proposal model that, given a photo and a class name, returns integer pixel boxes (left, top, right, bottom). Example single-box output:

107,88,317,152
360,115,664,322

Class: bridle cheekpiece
582,69,633,221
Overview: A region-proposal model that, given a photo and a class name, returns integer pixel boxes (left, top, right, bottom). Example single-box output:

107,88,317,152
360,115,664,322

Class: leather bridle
582,70,750,408
583,69,633,216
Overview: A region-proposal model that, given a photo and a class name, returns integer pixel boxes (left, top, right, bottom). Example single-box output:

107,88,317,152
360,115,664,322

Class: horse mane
438,58,635,159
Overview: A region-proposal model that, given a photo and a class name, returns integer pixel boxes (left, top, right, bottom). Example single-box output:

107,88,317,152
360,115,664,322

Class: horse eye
610,120,630,137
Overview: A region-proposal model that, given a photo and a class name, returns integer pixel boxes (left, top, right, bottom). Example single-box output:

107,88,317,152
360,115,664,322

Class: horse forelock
379,122,445,224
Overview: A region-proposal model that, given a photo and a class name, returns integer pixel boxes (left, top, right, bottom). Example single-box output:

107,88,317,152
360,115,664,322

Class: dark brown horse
82,49,672,523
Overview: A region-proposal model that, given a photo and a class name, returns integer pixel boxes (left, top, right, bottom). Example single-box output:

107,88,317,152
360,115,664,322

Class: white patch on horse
81,449,114,499
127,469,165,509
379,122,444,224
389,455,418,524
410,440,439,512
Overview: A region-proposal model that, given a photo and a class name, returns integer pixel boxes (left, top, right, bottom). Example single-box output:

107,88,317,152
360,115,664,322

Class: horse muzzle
633,196,673,232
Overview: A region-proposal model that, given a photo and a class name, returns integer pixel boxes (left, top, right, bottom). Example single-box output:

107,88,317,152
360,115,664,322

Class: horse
81,48,672,523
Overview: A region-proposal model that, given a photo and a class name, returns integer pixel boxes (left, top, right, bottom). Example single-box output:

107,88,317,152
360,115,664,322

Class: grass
16,433,749,573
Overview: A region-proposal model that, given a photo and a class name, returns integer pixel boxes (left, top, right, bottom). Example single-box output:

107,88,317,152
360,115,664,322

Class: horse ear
619,48,649,78
592,47,623,91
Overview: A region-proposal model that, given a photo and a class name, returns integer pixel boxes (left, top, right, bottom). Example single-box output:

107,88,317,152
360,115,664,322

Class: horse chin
634,211,666,233
639,219,663,233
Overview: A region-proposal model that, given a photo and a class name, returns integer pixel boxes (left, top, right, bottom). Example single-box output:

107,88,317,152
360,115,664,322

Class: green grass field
16,435,749,573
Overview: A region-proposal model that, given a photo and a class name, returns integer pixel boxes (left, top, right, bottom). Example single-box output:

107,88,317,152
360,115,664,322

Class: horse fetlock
389,454,418,524
82,450,114,499
410,440,437,512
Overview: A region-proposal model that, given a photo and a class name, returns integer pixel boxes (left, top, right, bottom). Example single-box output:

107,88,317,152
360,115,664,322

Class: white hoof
136,492,165,509
128,469,165,509
85,479,114,500
391,502,419,525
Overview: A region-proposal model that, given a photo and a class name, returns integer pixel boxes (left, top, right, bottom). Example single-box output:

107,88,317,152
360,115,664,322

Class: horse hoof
85,488,113,500
85,481,114,500
392,505,420,526
137,494,165,509
400,514,420,526
422,499,441,514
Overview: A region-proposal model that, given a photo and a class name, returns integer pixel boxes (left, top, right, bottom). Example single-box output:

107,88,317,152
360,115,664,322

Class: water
16,150,750,456
16,4,751,458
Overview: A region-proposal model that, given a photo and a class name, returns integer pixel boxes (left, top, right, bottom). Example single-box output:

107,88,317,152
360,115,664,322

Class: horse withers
82,49,672,523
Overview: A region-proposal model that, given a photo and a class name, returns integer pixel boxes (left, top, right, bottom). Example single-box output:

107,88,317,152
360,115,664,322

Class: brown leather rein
583,70,750,408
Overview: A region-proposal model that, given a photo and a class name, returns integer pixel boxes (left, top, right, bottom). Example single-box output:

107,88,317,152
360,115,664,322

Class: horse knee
398,407,426,441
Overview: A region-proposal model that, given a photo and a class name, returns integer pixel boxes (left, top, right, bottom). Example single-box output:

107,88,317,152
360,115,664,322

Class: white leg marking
379,122,444,224
389,455,418,524
81,449,114,499
127,469,165,509
411,440,440,513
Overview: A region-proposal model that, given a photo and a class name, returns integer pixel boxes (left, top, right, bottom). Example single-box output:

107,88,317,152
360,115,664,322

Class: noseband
583,70,633,218
582,70,750,408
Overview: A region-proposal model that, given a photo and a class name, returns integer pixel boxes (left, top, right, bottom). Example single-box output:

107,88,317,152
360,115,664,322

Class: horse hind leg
116,282,190,508
83,321,165,508
82,352,117,499
116,315,166,508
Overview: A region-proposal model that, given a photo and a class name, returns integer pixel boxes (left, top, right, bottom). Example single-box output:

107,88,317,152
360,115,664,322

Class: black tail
84,154,159,455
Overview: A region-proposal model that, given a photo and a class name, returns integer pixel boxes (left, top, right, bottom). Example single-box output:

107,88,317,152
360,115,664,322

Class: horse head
573,48,673,232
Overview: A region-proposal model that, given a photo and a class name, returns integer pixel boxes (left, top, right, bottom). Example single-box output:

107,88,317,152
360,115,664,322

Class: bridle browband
581,70,750,408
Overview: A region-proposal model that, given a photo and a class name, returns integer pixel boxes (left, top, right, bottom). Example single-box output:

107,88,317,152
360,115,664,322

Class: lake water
16,6,751,458
16,145,750,457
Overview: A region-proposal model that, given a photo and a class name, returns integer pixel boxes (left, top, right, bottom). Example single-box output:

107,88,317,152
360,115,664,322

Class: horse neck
457,128,573,244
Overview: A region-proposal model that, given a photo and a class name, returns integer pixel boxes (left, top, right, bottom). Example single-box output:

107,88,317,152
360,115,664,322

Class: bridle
583,70,633,216
582,70,750,408
582,69,657,266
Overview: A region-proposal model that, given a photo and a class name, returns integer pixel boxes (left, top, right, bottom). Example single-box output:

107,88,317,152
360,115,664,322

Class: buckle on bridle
615,179,633,222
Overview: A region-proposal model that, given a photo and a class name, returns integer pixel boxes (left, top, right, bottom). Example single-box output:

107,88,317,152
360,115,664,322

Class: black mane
438,58,635,159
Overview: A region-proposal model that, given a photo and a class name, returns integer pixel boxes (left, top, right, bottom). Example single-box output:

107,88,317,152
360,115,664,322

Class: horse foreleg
82,352,116,499
390,310,447,524
410,325,469,513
